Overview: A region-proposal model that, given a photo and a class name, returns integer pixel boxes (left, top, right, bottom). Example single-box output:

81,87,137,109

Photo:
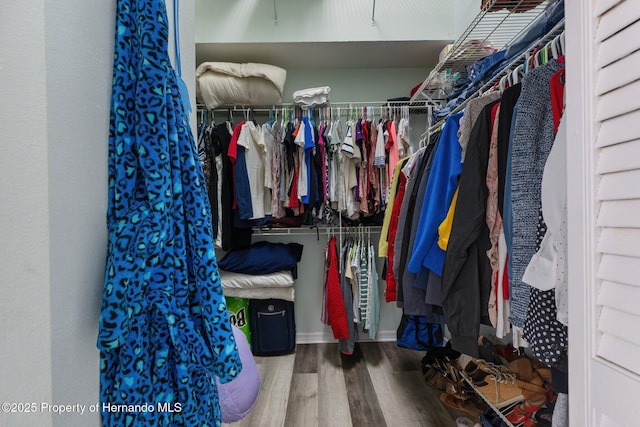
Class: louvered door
567,0,640,425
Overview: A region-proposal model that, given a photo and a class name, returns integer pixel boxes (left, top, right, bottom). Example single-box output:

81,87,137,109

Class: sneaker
476,369,525,409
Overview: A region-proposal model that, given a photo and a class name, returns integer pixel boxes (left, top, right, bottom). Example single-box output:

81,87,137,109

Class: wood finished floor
223,342,470,427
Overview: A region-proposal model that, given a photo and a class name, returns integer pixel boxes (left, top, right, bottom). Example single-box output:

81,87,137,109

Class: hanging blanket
98,1,241,426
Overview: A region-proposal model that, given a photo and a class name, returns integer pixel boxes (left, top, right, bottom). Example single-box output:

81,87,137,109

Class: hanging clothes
99,1,241,426
509,59,564,329
339,236,359,354
407,111,464,278
392,142,434,309
367,239,381,339
324,236,349,340
440,100,498,357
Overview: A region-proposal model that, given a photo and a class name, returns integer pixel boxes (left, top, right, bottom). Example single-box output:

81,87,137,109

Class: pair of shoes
478,336,499,363
506,358,548,406
445,363,475,401
440,393,484,418
476,369,525,409
464,359,510,386
507,403,540,426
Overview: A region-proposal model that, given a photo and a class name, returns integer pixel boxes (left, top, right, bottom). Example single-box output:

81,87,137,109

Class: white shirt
238,122,271,219
522,115,568,324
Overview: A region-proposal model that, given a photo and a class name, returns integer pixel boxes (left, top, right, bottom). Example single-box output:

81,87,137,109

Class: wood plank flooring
223,342,472,427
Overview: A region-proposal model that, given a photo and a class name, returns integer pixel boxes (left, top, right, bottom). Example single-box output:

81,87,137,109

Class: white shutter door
565,0,640,427
569,0,640,425
594,0,640,376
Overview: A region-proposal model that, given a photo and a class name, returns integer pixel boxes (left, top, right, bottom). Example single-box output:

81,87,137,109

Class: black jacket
441,101,499,357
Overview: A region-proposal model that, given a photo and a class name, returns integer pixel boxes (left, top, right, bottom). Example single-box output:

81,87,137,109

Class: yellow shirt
438,186,459,250
378,160,405,257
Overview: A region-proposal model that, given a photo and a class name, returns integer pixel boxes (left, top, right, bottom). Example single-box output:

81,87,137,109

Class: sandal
440,393,484,418
445,364,473,400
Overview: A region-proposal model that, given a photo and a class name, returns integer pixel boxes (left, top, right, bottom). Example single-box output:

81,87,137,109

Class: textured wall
0,1,54,426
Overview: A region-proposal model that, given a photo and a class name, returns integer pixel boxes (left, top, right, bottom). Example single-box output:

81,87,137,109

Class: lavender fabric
216,325,261,423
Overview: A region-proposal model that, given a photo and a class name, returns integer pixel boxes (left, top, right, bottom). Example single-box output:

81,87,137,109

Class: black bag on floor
248,299,296,356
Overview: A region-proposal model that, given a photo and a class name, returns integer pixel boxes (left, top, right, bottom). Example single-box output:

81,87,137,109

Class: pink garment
228,120,246,210
486,104,502,328
387,121,400,189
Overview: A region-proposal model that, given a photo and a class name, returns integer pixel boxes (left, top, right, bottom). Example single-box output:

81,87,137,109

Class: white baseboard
296,330,396,344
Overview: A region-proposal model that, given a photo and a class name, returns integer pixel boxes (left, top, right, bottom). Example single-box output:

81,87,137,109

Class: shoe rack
460,370,523,427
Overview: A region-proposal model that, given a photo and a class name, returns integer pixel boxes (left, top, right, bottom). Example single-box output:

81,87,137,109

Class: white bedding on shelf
220,270,294,289
220,270,295,301
223,286,295,302
196,62,287,109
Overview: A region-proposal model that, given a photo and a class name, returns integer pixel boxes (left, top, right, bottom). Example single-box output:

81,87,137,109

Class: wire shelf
425,18,564,133
410,0,554,102
460,370,523,427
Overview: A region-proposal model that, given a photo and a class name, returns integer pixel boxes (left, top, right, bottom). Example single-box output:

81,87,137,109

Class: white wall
196,0,455,44
45,0,114,425
283,67,429,102
0,1,54,426
0,1,197,426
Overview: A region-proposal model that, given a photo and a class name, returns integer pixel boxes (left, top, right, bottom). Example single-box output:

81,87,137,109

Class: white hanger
511,64,524,85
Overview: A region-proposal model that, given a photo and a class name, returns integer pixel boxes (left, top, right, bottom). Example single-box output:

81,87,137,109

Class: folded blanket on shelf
293,86,331,107
196,62,287,108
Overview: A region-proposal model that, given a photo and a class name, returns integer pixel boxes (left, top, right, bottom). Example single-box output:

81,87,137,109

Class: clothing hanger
512,64,524,85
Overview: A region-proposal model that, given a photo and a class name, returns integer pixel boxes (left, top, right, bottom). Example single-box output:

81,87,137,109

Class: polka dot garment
523,208,568,368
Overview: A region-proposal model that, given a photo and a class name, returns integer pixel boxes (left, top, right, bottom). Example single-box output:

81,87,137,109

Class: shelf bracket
273,0,278,25
371,0,376,26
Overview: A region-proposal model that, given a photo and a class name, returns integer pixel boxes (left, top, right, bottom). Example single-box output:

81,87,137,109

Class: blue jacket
407,112,463,276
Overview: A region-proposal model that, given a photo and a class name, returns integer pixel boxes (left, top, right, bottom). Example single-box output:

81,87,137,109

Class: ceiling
195,40,452,69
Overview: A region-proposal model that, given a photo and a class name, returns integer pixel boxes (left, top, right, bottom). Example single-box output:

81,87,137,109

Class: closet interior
195,1,568,425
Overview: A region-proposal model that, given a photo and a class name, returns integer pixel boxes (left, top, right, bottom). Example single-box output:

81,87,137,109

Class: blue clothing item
503,104,519,260
99,1,241,426
468,50,507,84
219,241,302,279
446,77,472,102
407,112,464,276
504,104,519,302
505,0,565,59
301,117,315,204
235,146,253,220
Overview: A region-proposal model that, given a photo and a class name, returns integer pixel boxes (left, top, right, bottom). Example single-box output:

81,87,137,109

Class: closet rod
197,100,437,112
254,225,381,237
